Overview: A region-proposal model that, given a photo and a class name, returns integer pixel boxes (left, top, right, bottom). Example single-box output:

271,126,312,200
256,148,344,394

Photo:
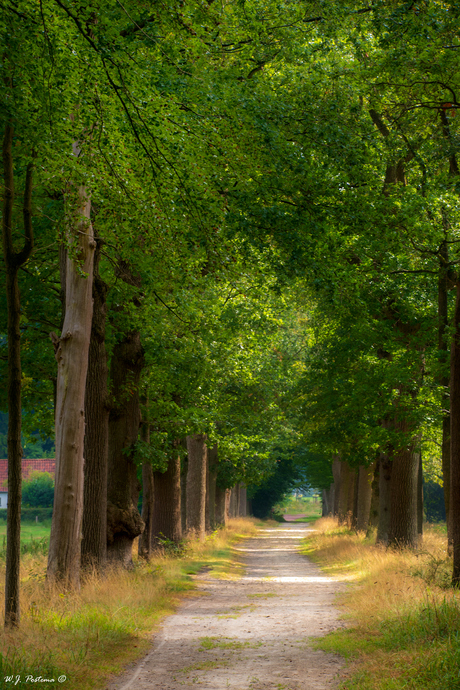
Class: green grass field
0,521,50,558
276,495,322,521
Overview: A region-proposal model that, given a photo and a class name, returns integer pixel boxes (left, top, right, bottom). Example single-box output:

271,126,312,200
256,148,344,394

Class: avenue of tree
2,0,460,627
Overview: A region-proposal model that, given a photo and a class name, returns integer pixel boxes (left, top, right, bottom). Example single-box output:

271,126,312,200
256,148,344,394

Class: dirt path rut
109,523,344,690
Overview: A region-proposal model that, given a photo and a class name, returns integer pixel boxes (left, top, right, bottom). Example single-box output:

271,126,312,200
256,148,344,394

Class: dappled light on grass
305,517,460,689
0,518,258,690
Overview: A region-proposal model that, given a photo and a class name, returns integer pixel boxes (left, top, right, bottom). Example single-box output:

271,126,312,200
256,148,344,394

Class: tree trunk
225,488,231,522
215,484,227,526
138,461,154,560
47,161,95,586
356,463,376,532
417,452,424,544
322,483,335,517
234,483,241,517
450,283,460,584
3,125,34,626
81,244,109,571
106,332,145,567
229,486,237,518
206,444,218,530
186,434,207,538
438,243,452,550
368,459,380,532
388,421,419,549
337,461,354,525
152,451,182,545
138,421,154,561
350,471,359,530
239,485,247,516
332,457,341,517
181,455,187,535
377,454,392,545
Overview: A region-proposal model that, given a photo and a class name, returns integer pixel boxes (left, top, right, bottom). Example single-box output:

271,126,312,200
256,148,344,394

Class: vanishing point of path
109,523,344,690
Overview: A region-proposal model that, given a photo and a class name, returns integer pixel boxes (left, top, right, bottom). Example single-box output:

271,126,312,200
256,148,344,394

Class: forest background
2,0,460,632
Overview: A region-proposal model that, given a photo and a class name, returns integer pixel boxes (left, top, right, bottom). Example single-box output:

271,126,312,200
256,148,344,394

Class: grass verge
302,517,460,690
0,517,257,690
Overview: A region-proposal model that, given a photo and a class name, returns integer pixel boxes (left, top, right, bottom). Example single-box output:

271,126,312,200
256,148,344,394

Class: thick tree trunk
450,283,460,584
48,168,95,586
388,420,419,548
152,452,182,545
376,454,392,545
3,125,34,626
368,460,380,532
322,483,335,517
206,444,217,530
337,461,354,525
215,484,228,526
106,332,145,567
186,434,207,538
356,463,376,532
81,245,109,571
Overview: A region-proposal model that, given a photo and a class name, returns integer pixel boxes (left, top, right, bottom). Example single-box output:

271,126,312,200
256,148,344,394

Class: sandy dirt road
109,523,344,690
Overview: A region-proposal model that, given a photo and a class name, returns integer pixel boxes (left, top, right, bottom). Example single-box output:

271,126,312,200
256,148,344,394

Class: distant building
0,459,55,509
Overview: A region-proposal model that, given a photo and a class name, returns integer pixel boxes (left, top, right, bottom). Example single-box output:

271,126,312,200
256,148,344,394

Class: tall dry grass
303,518,460,689
0,518,257,690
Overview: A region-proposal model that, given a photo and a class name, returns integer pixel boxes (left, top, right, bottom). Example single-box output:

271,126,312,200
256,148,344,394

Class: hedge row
0,507,53,522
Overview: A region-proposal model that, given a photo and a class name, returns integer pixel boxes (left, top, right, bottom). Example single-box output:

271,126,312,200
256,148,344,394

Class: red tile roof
0,459,55,489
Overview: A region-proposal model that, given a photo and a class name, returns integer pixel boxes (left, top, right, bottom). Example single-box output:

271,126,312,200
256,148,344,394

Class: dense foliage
2,0,459,531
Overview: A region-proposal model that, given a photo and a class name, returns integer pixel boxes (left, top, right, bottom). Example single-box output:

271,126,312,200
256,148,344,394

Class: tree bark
186,434,207,538
229,486,237,518
376,454,392,545
138,421,154,561
239,484,247,516
152,451,182,545
81,243,109,571
367,459,380,532
138,461,154,559
206,444,217,530
106,332,145,567
450,283,460,584
47,158,95,587
322,483,335,517
356,463,376,532
234,483,241,517
417,452,424,544
337,460,354,525
215,484,228,526
437,242,453,550
388,420,419,548
351,471,359,530
225,488,231,522
180,455,187,535
332,457,341,517
3,125,34,626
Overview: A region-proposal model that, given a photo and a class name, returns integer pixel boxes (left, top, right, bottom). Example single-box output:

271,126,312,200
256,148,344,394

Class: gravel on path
108,523,345,690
